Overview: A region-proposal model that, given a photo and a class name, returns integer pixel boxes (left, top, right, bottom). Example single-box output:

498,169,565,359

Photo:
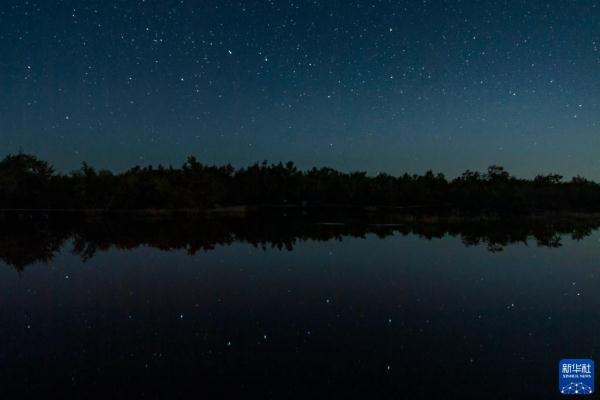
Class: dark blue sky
1,0,599,178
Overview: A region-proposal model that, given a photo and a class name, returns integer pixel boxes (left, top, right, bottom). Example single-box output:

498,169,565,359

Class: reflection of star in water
561,382,593,394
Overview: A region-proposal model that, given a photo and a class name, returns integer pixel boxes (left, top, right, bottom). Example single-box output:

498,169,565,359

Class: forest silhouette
1,153,600,213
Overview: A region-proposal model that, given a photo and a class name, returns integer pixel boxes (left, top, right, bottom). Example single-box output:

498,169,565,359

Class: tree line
1,152,600,213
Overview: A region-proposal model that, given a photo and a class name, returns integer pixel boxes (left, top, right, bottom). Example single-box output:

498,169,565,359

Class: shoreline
2,205,600,222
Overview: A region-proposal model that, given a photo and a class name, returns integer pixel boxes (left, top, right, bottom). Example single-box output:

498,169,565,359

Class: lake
1,215,599,398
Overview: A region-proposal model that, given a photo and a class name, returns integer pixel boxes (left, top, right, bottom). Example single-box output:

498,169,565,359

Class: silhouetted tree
2,153,600,214
0,153,55,208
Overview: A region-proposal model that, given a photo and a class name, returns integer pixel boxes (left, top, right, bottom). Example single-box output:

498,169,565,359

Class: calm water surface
1,217,599,398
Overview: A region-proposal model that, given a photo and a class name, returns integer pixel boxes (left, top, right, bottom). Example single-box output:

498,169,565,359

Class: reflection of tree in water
458,223,565,251
1,213,599,271
0,219,68,271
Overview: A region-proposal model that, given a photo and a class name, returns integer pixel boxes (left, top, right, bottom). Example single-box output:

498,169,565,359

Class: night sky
1,0,599,178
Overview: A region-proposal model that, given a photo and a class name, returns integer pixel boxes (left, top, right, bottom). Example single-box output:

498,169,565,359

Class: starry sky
1,0,600,178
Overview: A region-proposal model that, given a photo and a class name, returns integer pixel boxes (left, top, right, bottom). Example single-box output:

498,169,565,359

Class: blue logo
559,359,594,395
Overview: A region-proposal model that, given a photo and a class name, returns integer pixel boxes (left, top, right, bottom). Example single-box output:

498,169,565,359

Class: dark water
1,216,599,398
